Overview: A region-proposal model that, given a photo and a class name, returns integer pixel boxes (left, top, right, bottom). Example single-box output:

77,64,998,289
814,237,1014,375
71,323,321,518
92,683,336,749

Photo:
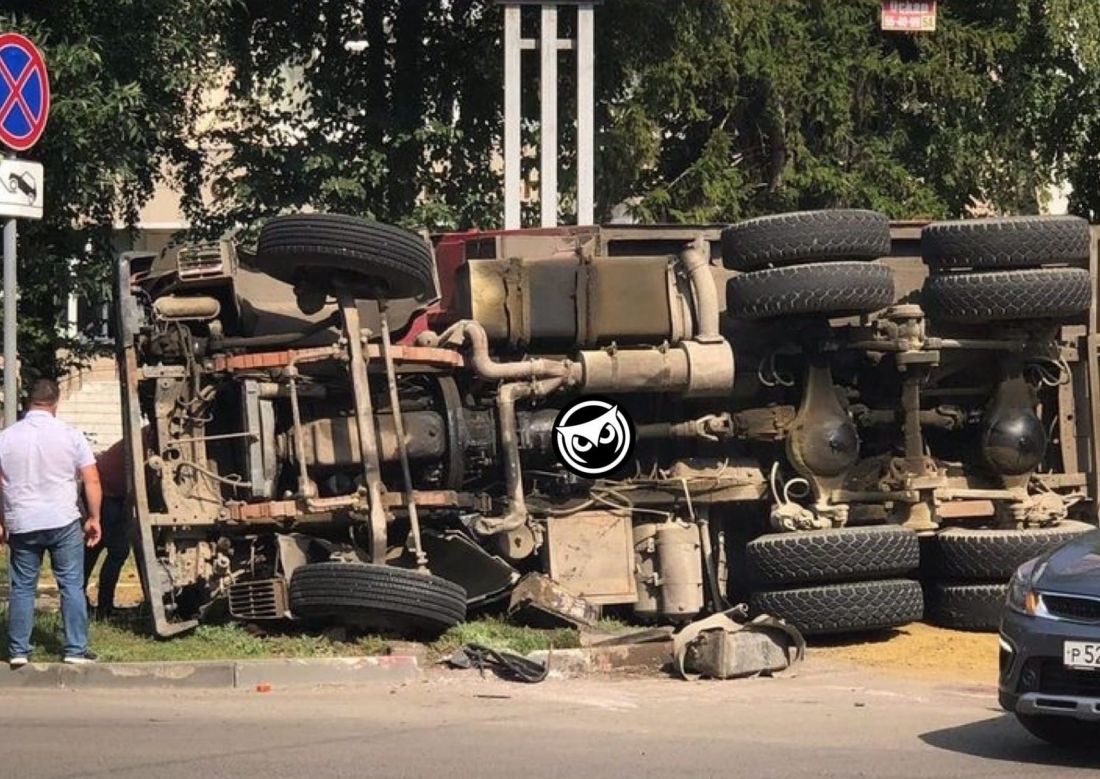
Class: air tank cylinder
633,521,704,622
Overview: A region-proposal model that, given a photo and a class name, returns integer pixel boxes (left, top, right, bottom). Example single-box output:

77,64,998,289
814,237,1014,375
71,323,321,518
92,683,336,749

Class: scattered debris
446,644,550,683
507,574,600,629
673,607,805,680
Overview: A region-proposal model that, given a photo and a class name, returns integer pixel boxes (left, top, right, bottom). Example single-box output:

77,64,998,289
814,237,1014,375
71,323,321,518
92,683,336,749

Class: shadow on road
921,715,1100,769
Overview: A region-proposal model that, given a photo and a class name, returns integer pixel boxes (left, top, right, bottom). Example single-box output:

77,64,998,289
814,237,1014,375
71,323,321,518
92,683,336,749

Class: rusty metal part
507,573,600,629
209,343,461,373
438,320,574,381
285,366,316,499
853,405,969,432
900,372,930,476
633,521,705,622
679,235,721,342
224,490,464,524
434,375,466,490
785,360,859,521
733,406,797,441
227,578,288,620
577,340,734,397
473,376,566,537
152,295,221,322
117,256,195,638
378,297,427,568
545,509,638,605
277,412,446,467
337,289,389,563
464,252,691,347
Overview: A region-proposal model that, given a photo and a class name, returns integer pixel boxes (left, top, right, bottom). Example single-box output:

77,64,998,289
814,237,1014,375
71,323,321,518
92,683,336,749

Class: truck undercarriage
117,211,1097,638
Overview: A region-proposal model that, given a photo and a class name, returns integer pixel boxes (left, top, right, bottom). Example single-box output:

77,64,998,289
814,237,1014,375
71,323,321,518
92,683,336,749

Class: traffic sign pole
0,32,50,425
3,217,15,425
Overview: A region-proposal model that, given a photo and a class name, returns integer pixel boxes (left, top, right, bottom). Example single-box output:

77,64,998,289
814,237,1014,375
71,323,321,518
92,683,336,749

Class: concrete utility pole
499,0,599,230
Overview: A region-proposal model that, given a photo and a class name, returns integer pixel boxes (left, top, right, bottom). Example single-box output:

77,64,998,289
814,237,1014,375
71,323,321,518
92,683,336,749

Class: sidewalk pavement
0,655,422,690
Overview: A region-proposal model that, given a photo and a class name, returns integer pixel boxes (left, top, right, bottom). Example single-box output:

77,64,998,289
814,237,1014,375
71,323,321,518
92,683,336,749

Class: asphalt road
2,660,1098,779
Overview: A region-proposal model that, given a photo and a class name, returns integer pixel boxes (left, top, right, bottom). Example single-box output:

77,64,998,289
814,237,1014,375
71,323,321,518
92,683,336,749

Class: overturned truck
116,211,1098,638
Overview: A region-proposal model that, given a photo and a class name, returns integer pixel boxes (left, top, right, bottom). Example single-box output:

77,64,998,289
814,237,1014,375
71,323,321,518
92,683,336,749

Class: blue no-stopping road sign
0,32,49,152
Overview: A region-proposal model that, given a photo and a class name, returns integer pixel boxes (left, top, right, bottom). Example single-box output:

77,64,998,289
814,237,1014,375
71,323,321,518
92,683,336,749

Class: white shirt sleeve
71,429,96,470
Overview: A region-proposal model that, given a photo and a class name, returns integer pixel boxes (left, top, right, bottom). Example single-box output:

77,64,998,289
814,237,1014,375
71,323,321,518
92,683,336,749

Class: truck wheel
289,562,466,638
721,209,891,271
923,581,1007,632
255,213,436,300
726,262,894,320
1016,714,1100,748
929,522,1094,580
746,525,919,588
749,579,923,636
922,216,1089,270
922,268,1091,323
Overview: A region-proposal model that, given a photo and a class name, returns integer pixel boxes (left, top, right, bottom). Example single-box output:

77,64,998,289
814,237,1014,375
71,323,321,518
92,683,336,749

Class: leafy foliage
0,2,227,381
6,1,1100,382
597,0,1100,222
197,1,1100,234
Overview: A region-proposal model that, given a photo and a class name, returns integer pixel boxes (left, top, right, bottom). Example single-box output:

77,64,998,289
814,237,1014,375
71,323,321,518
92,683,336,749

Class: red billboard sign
882,1,937,33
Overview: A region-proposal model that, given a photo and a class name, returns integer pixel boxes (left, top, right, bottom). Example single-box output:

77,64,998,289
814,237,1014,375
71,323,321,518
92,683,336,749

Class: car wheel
922,581,1007,632
929,522,1094,580
921,268,1091,323
749,579,923,636
1016,713,1100,748
746,525,919,588
255,213,436,300
921,216,1089,271
289,562,466,638
726,262,895,320
721,209,891,271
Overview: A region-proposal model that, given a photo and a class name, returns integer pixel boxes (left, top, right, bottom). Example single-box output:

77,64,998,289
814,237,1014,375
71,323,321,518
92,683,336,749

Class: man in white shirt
0,379,102,667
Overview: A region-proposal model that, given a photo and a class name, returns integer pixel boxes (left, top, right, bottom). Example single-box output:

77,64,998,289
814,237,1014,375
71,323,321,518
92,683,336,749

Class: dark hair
28,378,60,406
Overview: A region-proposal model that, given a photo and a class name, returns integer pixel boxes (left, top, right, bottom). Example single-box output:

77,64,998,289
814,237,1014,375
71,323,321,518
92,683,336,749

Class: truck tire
923,581,1007,632
721,209,891,271
922,268,1091,323
929,522,1094,580
726,262,894,320
255,213,436,300
750,579,923,636
746,525,919,587
289,562,466,638
922,216,1090,270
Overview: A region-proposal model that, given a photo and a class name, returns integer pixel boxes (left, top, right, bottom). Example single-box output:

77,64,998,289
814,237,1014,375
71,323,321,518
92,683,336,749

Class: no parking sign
0,31,48,427
0,32,49,152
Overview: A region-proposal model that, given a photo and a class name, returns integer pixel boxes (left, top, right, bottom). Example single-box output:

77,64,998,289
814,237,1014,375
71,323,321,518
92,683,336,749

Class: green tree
199,0,504,237
598,0,1100,222
202,0,1100,232
0,1,226,382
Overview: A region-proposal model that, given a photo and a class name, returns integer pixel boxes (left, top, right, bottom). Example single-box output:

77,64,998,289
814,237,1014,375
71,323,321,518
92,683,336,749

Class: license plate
1063,641,1100,669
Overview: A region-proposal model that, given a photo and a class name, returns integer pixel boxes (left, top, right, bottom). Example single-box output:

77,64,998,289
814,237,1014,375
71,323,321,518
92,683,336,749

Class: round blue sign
0,32,50,152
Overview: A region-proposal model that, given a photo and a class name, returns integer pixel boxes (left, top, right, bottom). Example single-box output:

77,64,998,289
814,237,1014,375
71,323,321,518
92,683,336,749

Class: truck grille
177,244,225,280
228,578,287,621
1042,593,1100,624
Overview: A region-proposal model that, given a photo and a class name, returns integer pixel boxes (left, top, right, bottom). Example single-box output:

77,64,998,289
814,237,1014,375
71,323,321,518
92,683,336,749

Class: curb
0,656,421,690
527,640,673,678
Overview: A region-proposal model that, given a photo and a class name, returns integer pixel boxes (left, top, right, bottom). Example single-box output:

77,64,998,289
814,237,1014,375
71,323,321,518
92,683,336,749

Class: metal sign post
0,32,50,425
499,1,599,230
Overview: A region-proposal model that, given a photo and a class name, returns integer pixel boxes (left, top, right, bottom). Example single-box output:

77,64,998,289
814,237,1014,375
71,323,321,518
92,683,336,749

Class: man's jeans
7,520,88,659
84,496,131,611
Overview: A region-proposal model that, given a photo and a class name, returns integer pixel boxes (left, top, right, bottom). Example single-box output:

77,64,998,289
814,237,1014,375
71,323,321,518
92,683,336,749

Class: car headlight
1006,557,1042,616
